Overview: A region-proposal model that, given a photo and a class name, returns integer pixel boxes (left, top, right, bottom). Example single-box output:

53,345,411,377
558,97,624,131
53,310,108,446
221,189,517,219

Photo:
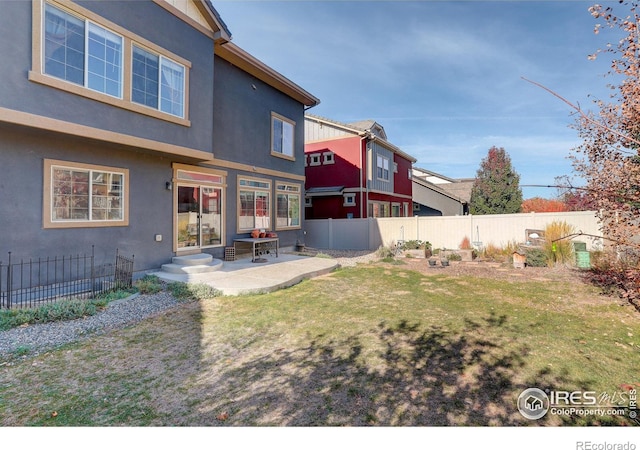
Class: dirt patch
398,258,581,284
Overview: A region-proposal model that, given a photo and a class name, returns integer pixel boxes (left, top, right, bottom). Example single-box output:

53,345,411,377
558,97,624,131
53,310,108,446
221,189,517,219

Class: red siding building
304,115,416,219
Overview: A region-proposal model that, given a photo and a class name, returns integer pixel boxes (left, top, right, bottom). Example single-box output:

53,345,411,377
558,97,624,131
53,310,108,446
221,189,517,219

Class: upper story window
32,1,191,125
377,155,390,181
45,3,123,98
323,152,335,165
132,45,185,118
271,113,295,160
310,154,321,166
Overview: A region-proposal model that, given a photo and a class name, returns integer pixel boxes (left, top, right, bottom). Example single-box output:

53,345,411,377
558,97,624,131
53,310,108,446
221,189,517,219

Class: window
343,193,356,207
33,1,191,125
377,155,390,181
271,113,295,159
369,201,390,218
238,177,271,231
392,203,401,217
44,3,123,98
132,44,185,118
276,183,301,230
44,159,129,228
310,154,321,166
323,152,335,165
305,197,312,207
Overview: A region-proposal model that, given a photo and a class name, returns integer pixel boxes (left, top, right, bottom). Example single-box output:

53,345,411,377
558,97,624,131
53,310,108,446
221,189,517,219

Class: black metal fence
0,247,134,310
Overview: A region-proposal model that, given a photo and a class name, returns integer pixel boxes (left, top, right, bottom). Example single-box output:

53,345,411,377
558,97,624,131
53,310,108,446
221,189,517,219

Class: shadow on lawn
200,311,583,426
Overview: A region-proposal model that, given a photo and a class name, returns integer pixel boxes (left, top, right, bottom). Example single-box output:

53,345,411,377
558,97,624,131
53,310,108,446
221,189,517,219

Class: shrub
543,220,576,267
525,248,547,267
447,253,462,261
167,282,221,301
482,243,506,262
0,298,100,331
459,236,472,250
376,245,395,259
135,275,164,294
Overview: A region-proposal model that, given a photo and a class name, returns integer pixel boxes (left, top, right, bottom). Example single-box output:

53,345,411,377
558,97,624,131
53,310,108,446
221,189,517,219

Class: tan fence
304,211,602,251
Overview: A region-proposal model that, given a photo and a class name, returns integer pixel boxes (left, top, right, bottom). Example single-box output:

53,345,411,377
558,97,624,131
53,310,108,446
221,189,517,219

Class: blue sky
214,0,624,199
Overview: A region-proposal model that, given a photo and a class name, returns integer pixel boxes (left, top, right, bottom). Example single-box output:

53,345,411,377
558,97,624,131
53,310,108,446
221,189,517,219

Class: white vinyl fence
304,211,602,251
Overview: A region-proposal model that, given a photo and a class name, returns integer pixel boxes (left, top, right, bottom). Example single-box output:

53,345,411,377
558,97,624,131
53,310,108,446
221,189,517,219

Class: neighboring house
304,115,416,219
412,167,473,216
0,0,318,272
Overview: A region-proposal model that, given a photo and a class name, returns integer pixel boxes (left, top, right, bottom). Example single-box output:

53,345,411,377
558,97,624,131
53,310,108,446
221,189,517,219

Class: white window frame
323,152,335,165
43,3,124,99
44,158,129,228
377,155,390,181
32,0,191,126
276,183,301,230
271,113,295,160
237,177,271,232
343,193,356,207
132,43,186,118
310,154,321,166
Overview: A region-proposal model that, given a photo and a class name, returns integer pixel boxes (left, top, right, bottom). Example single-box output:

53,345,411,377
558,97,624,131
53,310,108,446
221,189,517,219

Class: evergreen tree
469,146,523,214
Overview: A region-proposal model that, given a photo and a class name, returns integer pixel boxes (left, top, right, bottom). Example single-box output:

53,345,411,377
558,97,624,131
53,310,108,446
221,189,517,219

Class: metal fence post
6,252,12,309
91,245,95,298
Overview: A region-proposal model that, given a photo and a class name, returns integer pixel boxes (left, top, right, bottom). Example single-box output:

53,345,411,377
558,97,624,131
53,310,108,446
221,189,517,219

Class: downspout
359,134,366,218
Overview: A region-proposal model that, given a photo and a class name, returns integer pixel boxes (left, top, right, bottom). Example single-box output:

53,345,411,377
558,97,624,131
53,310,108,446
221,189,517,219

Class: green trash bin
576,251,591,269
573,241,587,252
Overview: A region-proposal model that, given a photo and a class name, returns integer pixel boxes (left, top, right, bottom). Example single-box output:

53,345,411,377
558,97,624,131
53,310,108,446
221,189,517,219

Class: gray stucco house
0,0,319,272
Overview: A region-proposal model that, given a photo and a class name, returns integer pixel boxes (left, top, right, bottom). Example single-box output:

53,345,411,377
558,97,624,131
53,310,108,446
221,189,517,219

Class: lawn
0,260,638,426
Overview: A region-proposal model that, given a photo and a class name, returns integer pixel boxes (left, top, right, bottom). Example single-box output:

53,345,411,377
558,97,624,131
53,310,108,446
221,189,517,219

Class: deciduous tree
469,146,523,215
569,2,640,249
521,197,568,213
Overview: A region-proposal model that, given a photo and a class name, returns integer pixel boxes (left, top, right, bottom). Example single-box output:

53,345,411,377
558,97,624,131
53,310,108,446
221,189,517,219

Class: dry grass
1,261,638,426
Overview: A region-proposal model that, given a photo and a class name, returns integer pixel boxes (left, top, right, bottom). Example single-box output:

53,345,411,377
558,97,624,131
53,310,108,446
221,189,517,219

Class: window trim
376,155,390,181
132,43,187,119
343,193,356,207
31,0,191,126
43,158,129,228
270,112,296,161
275,182,301,231
172,164,227,252
323,152,335,165
237,176,272,233
309,154,321,166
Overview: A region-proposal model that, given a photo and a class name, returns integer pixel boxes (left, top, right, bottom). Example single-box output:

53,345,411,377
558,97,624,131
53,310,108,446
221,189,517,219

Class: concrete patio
152,253,339,296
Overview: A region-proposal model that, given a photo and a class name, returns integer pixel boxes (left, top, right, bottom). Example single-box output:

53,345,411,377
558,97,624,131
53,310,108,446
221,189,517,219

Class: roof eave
215,42,320,108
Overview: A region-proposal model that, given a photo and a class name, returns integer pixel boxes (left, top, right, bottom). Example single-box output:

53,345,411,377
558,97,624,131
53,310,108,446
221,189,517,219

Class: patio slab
151,253,339,296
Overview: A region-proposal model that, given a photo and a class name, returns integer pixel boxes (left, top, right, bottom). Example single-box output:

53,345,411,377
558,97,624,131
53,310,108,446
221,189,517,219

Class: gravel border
0,251,380,361
0,291,184,360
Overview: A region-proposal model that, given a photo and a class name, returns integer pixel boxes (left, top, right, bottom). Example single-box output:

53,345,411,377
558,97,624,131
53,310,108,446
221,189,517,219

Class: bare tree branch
521,76,640,153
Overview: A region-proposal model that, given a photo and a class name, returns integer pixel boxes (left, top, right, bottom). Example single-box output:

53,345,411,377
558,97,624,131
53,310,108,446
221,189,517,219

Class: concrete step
171,253,213,266
161,258,224,274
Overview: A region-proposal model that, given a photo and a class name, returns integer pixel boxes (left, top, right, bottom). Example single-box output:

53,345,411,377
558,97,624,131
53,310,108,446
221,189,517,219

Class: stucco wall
0,127,175,271
0,0,215,153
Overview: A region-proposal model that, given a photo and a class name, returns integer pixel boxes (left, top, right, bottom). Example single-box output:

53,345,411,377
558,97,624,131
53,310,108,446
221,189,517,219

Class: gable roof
201,0,232,40
347,120,387,140
156,0,232,42
412,167,474,203
305,114,416,163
